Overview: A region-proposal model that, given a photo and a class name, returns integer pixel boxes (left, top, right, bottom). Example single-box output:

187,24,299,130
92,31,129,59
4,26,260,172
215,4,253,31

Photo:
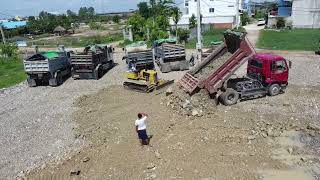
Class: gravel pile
0,50,126,179
163,84,217,117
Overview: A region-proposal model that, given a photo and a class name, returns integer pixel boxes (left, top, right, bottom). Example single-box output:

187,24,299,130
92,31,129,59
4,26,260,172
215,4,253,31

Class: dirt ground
27,83,320,180
27,50,320,180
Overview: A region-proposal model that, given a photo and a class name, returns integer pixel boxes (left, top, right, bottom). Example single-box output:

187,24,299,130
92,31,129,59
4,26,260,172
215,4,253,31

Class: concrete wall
292,0,320,28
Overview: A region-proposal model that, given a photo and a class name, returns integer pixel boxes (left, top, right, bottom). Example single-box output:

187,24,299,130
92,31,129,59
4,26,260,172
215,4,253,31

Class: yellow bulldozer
123,69,174,93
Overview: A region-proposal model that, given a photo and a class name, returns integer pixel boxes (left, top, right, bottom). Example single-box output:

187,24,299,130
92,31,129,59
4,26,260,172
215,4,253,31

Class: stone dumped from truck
163,84,217,116
163,53,235,116
194,52,233,79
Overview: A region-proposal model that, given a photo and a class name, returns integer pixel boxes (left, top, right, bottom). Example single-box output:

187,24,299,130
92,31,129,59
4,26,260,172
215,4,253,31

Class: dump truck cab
247,53,289,88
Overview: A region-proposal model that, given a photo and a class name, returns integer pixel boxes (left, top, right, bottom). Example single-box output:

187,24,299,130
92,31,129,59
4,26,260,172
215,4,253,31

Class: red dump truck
179,30,291,105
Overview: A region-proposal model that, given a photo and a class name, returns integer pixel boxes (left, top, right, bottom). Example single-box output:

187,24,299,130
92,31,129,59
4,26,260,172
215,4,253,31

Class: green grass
257,29,320,51
0,58,27,89
28,33,123,48
186,29,227,49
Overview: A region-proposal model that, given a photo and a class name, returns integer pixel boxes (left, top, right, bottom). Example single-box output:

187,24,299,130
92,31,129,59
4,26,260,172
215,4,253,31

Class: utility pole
235,0,240,29
0,25,6,44
196,0,202,62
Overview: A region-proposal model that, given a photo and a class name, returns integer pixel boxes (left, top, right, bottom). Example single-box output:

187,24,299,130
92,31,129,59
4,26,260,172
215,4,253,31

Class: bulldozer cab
140,70,158,85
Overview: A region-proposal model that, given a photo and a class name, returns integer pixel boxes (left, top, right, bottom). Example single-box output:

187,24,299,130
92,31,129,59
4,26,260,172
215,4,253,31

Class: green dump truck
24,46,71,87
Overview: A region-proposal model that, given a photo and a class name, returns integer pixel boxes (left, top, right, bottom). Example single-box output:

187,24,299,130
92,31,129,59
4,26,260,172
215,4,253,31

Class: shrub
177,28,190,43
89,22,104,30
0,44,19,58
241,12,251,26
276,17,286,29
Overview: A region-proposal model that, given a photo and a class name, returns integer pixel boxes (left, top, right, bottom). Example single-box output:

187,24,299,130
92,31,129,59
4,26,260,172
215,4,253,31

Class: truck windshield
271,60,287,72
249,59,263,68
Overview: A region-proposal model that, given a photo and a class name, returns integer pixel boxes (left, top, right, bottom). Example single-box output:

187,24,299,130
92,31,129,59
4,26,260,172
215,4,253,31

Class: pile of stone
163,84,217,117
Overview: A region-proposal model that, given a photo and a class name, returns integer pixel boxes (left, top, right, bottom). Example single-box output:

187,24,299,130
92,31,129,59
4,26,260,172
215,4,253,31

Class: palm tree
171,7,182,38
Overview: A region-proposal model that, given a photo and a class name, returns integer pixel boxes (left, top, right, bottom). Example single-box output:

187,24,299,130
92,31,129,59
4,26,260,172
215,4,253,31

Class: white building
171,0,241,29
291,0,320,28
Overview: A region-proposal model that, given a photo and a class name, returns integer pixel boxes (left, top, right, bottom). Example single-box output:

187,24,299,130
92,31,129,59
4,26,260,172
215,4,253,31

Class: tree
171,7,182,38
127,13,147,40
138,2,150,19
78,7,87,20
87,7,95,19
189,14,197,29
241,12,251,26
113,15,121,24
177,28,190,43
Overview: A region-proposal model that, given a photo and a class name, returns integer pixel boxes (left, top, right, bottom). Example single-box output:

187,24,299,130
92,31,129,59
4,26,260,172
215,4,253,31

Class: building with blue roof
278,0,292,17
0,21,27,30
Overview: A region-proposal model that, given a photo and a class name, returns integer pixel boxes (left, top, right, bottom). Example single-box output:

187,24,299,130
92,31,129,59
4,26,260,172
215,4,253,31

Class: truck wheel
221,88,239,106
49,78,58,86
57,72,63,85
27,76,37,87
93,68,99,80
268,84,280,96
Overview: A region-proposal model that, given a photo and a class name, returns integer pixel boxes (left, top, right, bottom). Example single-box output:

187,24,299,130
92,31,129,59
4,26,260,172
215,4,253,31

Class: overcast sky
0,0,144,18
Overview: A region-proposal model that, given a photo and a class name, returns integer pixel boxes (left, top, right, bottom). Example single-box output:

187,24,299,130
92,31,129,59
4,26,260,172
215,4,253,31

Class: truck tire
49,78,58,86
49,71,60,87
221,88,239,106
93,66,101,80
268,84,280,96
27,76,37,87
57,72,63,85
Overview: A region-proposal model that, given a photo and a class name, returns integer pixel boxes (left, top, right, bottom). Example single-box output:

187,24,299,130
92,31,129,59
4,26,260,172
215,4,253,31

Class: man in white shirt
135,113,150,146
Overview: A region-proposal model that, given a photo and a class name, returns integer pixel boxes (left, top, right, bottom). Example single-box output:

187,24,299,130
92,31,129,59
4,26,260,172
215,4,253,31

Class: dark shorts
138,129,148,140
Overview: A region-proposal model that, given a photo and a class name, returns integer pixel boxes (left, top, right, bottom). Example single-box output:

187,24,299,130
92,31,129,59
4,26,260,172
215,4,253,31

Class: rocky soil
25,49,320,179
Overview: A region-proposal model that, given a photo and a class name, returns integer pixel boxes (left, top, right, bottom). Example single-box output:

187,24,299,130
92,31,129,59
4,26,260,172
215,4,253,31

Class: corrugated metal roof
0,21,27,29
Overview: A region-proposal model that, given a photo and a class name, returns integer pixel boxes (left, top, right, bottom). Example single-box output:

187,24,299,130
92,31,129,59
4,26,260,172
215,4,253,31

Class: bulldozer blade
155,80,174,91
123,82,154,93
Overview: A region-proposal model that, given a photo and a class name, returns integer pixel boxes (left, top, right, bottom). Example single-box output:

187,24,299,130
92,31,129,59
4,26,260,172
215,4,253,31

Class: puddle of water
261,169,314,180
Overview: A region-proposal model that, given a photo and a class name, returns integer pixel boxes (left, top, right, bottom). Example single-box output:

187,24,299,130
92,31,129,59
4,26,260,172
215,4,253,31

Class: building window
185,2,189,6
209,8,215,13
228,5,234,7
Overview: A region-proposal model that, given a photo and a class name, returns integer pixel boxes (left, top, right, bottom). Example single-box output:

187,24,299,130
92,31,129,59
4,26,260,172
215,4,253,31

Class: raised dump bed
71,44,114,79
180,30,254,94
24,47,71,87
154,43,189,73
